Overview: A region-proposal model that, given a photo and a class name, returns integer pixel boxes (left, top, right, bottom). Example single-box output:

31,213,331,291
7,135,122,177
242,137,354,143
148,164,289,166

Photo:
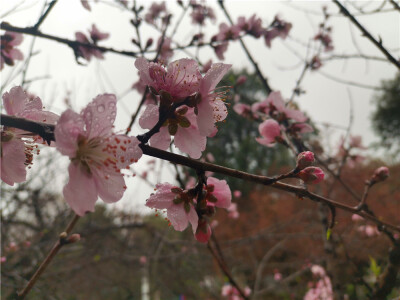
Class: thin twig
16,214,80,299
332,0,400,70
208,238,249,300
1,22,138,58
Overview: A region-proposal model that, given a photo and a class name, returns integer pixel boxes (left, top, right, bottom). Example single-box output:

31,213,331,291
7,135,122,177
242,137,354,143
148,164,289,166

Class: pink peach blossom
55,94,142,216
1,86,59,186
1,256,6,263
139,104,206,158
213,42,229,60
75,32,104,61
1,31,24,70
135,57,202,101
237,15,264,38
145,2,167,25
145,183,198,233
89,24,109,43
204,177,232,209
256,119,282,147
190,2,216,25
216,23,241,42
314,32,334,52
264,15,292,48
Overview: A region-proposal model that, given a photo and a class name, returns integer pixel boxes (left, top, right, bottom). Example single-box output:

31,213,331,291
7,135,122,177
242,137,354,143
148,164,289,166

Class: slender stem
16,214,80,299
33,0,58,30
208,237,249,300
332,0,400,70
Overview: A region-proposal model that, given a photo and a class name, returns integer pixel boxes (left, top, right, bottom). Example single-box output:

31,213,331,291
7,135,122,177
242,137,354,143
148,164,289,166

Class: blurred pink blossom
1,31,24,70
256,119,282,147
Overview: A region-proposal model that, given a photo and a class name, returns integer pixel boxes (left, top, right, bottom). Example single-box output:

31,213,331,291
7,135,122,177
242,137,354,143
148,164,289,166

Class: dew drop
108,102,116,109
97,105,105,113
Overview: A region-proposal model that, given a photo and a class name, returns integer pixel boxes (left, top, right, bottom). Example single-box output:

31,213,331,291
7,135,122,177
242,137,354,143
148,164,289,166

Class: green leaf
369,256,381,277
93,254,101,262
326,228,332,240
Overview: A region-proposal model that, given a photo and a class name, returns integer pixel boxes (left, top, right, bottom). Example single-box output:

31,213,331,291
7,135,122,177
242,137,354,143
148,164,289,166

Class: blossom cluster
145,177,232,243
136,57,231,158
211,14,292,60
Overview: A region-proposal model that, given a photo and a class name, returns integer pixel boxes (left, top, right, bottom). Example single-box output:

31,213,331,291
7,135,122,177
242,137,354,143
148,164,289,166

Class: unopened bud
371,166,389,183
59,232,68,239
297,167,324,184
145,38,153,49
296,151,315,170
67,234,81,244
236,75,247,86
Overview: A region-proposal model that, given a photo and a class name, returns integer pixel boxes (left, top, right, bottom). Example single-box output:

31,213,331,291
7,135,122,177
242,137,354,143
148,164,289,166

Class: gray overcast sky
1,0,399,211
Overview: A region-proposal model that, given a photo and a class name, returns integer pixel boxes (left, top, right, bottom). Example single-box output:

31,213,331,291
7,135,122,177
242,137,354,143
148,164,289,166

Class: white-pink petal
207,177,231,209
63,163,98,216
139,104,159,129
55,109,85,157
0,140,27,186
82,94,117,139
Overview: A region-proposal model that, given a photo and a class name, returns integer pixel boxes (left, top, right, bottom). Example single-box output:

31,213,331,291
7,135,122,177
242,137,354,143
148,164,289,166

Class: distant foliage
372,73,400,150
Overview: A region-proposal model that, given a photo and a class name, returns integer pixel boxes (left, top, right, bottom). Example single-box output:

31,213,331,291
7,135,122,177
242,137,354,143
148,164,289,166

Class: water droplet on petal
108,102,116,109
97,105,105,113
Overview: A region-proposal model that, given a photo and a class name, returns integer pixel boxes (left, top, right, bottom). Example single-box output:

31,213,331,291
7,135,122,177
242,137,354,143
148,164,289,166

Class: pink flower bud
139,256,147,264
236,75,247,86
371,166,389,183
296,151,315,170
297,167,324,184
67,234,81,244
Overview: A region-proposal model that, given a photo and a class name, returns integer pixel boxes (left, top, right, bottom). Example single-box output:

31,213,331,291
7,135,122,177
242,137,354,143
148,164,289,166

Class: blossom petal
139,104,159,129
200,63,231,94
149,127,171,150
0,140,26,186
174,126,206,159
63,163,98,216
208,177,231,209
145,183,175,210
82,94,117,139
93,168,125,203
167,204,190,232
55,109,85,157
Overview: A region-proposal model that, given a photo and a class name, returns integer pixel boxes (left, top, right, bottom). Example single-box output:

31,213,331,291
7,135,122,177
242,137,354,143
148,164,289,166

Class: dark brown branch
332,0,400,70
33,0,58,30
0,22,138,58
1,114,399,233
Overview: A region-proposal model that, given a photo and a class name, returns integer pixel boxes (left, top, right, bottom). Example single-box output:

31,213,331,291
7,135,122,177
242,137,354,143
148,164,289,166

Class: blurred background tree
372,73,400,155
